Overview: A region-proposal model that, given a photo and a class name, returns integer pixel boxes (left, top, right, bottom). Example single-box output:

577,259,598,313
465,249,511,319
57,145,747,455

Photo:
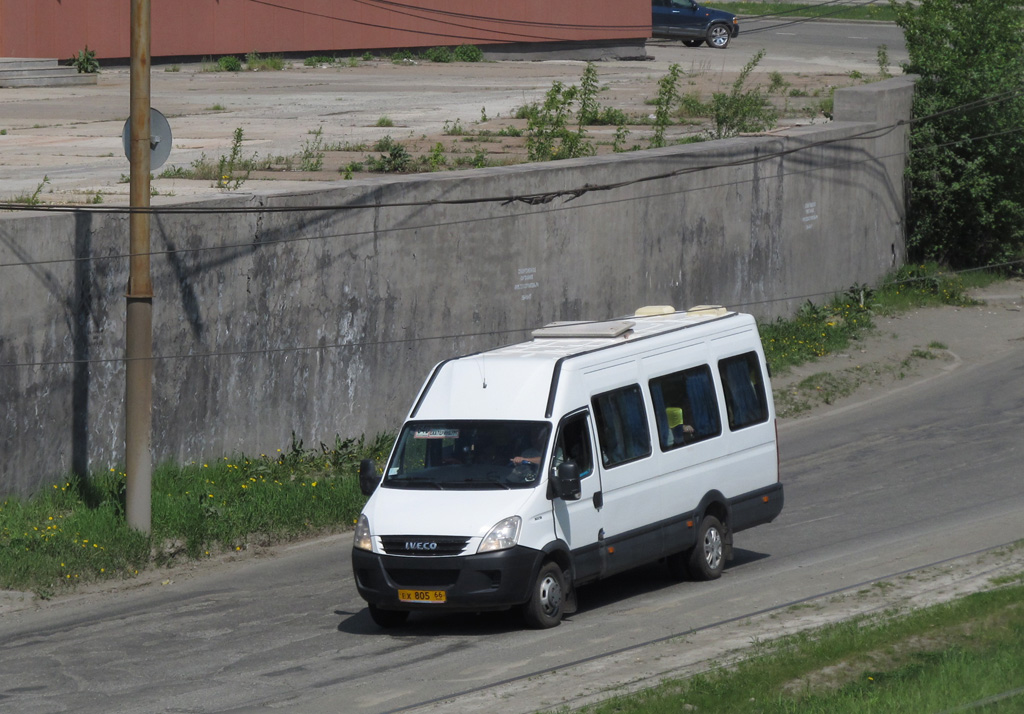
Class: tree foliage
893,0,1024,267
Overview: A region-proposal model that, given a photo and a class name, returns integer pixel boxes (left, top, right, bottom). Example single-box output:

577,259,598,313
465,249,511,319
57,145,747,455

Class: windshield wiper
384,476,444,490
452,479,511,490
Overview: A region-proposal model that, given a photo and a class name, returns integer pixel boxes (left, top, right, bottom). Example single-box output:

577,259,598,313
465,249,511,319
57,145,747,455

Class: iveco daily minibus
352,305,783,628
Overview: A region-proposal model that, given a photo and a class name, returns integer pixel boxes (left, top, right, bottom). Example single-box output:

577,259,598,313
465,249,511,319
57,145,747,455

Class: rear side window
592,385,651,468
719,352,769,430
649,365,722,450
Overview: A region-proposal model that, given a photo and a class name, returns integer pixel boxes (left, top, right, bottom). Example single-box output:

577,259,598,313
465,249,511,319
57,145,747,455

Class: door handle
593,491,603,509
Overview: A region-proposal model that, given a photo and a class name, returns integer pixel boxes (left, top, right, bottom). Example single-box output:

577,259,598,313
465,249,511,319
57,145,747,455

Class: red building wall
1,0,650,60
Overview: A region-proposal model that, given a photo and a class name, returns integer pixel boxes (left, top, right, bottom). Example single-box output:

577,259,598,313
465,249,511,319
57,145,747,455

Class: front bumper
352,545,543,612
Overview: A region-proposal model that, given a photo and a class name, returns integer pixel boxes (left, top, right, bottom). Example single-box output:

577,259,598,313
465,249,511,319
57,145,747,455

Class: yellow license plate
398,589,447,603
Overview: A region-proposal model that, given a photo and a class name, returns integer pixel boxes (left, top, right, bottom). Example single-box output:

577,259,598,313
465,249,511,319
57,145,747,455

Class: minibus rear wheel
523,561,566,629
688,515,725,580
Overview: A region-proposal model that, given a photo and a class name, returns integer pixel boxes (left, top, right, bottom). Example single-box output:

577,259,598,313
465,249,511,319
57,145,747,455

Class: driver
510,426,547,466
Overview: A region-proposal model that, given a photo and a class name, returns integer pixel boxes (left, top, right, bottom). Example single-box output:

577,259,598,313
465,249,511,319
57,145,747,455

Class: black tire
523,561,566,629
706,24,731,49
683,39,703,48
687,515,725,580
368,604,409,628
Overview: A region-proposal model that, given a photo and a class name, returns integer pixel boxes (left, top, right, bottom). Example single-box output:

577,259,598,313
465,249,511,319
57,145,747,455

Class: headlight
478,516,522,553
353,514,373,552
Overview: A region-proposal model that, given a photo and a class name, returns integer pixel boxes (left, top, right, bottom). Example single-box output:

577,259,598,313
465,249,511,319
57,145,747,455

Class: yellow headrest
666,407,683,429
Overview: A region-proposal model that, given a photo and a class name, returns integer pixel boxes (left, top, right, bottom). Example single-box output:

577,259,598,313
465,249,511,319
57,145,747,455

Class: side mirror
359,459,380,496
551,461,582,501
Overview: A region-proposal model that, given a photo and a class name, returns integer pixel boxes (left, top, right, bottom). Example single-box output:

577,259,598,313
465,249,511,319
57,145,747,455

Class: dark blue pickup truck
652,0,739,48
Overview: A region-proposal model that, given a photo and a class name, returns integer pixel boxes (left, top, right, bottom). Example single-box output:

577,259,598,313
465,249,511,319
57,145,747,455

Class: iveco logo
405,541,438,551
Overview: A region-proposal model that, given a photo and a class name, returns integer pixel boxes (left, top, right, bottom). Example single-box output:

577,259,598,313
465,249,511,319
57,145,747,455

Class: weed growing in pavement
7,176,50,206
0,433,394,597
216,127,249,188
246,52,286,71
443,118,466,136
877,45,892,79
427,142,447,170
217,55,243,72
299,127,325,172
69,46,100,74
525,64,604,162
650,63,683,149
709,49,779,139
366,136,412,172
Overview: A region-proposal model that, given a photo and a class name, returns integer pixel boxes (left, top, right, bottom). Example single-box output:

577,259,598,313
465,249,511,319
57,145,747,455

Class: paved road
739,14,907,65
2,306,1021,714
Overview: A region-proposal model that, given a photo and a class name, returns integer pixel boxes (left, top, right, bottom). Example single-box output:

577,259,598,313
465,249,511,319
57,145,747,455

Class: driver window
554,413,594,479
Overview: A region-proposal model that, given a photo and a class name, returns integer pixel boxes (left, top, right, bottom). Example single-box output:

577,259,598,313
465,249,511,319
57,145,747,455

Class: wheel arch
695,490,734,558
541,539,574,579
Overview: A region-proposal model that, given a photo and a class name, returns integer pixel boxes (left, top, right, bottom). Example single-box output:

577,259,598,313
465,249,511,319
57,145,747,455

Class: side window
649,365,722,450
592,385,651,468
553,412,594,478
719,352,770,430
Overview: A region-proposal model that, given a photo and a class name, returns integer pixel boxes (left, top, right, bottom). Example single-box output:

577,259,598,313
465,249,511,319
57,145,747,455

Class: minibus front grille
380,535,470,556
385,568,460,588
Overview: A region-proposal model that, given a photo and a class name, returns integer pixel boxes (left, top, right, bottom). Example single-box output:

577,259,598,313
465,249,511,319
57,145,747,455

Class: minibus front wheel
523,561,566,629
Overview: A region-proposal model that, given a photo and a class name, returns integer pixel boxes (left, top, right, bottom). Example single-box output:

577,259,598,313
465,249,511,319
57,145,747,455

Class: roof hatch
531,320,635,339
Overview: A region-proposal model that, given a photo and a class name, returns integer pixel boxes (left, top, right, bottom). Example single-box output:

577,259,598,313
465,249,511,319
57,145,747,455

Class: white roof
410,308,742,421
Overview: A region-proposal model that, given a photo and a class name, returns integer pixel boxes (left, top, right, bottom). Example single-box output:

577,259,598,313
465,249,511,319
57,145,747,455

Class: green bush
453,44,483,62
217,55,242,72
69,46,100,74
709,50,778,139
424,46,453,63
894,0,1024,267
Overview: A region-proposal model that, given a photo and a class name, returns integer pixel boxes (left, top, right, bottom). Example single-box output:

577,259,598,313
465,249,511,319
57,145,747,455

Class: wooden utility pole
125,0,153,533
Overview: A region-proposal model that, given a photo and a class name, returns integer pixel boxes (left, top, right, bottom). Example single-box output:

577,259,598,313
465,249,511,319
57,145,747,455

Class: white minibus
352,306,783,628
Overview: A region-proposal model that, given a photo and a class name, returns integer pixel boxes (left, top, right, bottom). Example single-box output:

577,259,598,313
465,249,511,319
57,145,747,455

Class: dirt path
772,279,1024,419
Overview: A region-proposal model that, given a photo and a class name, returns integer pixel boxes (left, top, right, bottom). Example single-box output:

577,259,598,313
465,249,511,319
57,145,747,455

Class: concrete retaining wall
0,76,913,498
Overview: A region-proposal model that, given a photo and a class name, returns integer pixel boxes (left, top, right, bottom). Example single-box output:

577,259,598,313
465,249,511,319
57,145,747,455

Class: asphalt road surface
2,299,1022,714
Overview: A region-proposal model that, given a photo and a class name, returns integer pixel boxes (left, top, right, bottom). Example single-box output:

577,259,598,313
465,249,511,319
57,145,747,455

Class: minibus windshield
384,420,551,490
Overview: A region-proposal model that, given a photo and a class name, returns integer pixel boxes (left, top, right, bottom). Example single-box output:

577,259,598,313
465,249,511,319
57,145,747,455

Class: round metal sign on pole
122,107,172,170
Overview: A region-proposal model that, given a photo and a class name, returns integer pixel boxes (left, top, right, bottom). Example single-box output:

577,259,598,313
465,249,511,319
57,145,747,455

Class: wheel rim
538,574,563,616
703,526,723,570
710,27,728,47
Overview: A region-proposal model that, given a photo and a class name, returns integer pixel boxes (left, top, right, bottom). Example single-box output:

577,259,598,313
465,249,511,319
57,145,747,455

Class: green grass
0,433,392,597
566,578,1024,714
760,264,1001,375
711,2,897,22
245,52,286,71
